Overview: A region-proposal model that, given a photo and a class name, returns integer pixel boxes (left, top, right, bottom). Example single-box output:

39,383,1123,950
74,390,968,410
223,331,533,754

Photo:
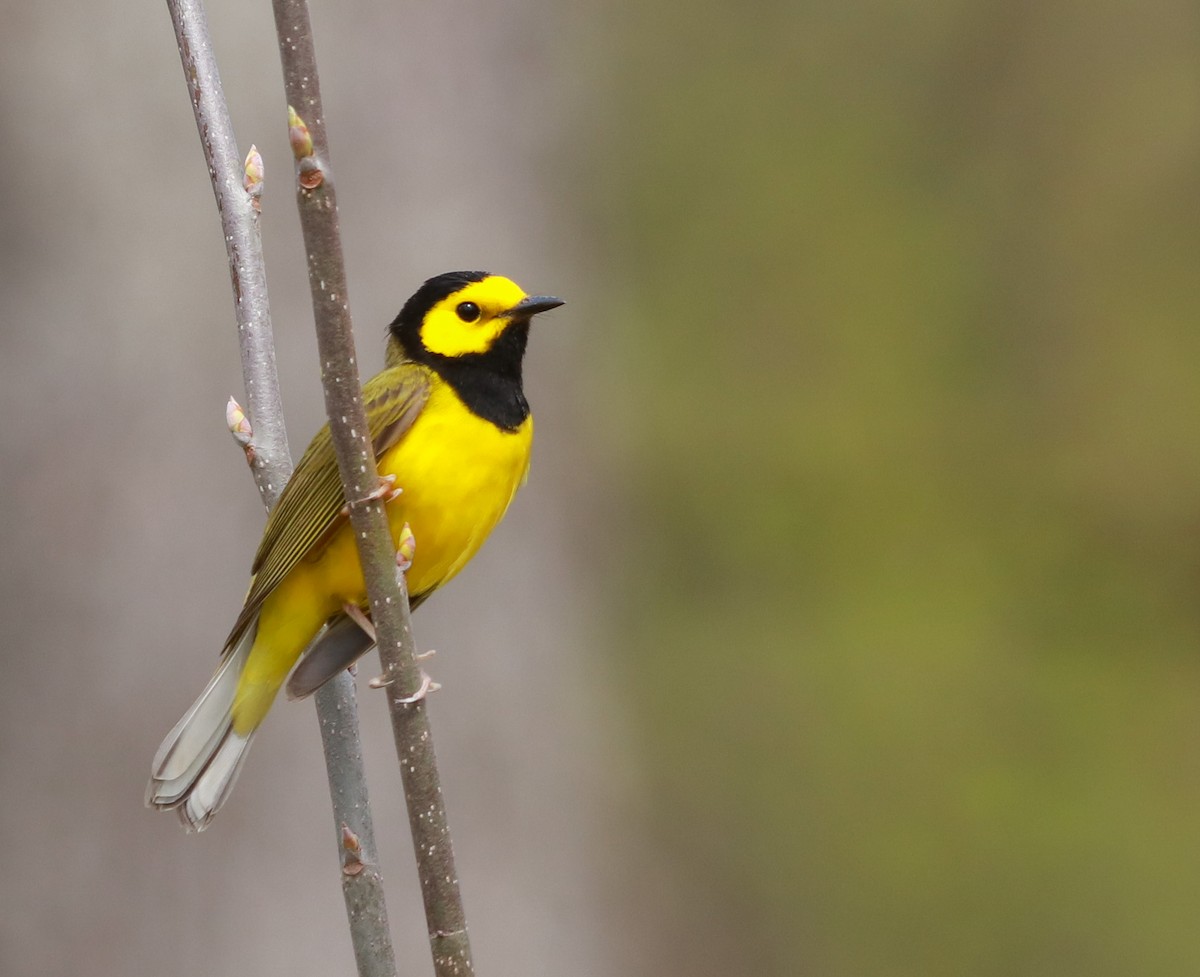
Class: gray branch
164,3,398,975
268,2,476,974
165,0,290,506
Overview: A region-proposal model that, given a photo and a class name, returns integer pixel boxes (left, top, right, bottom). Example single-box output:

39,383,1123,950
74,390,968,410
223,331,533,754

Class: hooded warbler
147,271,563,830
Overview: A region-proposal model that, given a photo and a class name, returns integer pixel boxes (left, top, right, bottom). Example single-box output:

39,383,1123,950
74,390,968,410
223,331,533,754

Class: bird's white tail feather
179,726,255,832
146,622,257,832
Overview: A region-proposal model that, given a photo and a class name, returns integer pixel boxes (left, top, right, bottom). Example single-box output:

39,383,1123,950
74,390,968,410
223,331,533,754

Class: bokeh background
3,1,1200,975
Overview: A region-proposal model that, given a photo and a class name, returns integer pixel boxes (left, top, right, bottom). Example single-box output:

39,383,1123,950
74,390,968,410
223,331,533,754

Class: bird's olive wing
224,365,432,646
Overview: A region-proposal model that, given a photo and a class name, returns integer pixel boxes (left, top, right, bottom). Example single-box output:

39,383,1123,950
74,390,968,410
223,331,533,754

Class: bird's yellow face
387,270,563,372
417,275,533,358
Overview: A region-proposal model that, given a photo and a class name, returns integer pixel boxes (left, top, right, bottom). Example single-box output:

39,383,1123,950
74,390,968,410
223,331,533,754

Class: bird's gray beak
506,295,565,318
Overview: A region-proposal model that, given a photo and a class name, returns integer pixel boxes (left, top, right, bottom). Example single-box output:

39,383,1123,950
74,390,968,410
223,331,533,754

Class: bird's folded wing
223,364,432,647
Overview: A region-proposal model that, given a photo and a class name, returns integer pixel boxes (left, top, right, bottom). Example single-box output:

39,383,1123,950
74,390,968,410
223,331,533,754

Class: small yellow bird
147,271,563,830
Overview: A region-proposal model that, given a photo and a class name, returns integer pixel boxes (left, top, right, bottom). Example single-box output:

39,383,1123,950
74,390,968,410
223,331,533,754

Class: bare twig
165,3,397,975
269,2,476,974
313,674,397,977
165,0,290,507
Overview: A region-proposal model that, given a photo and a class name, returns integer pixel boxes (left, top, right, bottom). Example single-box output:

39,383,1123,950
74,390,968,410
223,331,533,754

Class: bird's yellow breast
377,380,533,597
299,379,532,612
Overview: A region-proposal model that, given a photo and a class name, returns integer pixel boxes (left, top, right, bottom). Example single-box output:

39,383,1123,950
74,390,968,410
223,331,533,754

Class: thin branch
164,4,398,976
268,3,476,975
313,673,398,977
165,0,291,506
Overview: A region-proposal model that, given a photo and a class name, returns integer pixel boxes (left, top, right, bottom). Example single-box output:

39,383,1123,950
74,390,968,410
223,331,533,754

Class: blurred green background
2,1,1199,975
594,2,1200,974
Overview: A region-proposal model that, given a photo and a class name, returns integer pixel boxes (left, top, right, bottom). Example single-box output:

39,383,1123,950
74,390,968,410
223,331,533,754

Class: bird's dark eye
456,302,481,323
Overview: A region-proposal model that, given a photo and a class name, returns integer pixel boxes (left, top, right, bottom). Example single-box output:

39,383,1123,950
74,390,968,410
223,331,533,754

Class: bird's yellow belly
234,394,532,732
379,402,533,598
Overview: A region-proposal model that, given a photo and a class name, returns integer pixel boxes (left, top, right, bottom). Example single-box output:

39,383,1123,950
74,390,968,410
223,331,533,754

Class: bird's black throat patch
418,320,531,432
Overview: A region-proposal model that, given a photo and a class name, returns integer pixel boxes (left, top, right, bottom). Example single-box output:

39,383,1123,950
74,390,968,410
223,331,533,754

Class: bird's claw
395,670,440,704
369,671,440,702
362,474,400,503
344,475,401,515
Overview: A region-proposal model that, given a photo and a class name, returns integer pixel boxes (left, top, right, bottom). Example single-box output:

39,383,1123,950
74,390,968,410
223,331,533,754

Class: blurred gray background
5,1,1200,975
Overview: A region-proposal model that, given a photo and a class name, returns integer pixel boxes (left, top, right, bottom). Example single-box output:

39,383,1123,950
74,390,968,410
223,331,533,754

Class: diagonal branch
164,3,398,976
268,2,476,975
